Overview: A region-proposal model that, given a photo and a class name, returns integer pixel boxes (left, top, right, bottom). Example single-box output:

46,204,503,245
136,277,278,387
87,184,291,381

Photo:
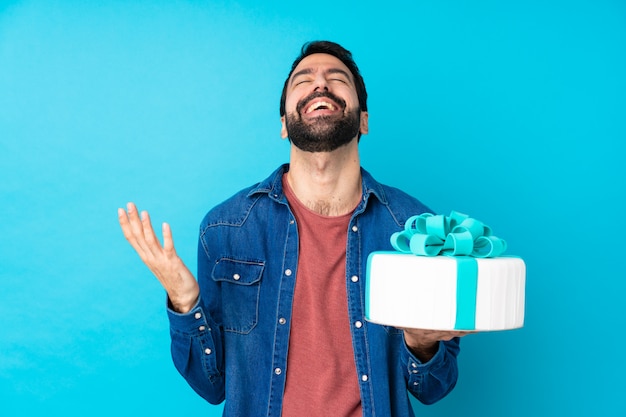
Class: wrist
168,290,199,314
405,337,439,362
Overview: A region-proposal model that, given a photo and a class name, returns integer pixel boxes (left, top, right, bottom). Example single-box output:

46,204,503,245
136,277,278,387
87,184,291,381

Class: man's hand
118,202,199,313
402,328,472,362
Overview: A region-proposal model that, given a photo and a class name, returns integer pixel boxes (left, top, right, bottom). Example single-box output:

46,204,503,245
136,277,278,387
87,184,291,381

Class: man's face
281,53,368,152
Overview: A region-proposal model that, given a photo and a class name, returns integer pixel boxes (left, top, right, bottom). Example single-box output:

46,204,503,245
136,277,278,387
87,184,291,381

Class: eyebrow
290,67,353,85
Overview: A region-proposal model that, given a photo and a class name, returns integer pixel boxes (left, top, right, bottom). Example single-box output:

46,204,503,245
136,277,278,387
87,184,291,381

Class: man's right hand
118,202,200,313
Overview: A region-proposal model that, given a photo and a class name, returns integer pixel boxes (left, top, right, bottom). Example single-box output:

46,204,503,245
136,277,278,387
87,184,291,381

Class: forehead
290,53,353,81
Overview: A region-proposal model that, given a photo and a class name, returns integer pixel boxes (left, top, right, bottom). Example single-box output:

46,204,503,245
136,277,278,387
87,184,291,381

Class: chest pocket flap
211,258,265,334
212,258,264,285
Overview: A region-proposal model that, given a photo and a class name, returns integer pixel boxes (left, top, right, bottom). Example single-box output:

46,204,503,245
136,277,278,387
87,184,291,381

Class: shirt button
355,321,363,328
194,312,202,320
289,219,295,225
199,325,206,331
352,225,358,232
204,348,212,355
361,374,368,382
233,273,240,281
285,269,292,276
351,275,359,282
279,318,287,325
275,368,282,375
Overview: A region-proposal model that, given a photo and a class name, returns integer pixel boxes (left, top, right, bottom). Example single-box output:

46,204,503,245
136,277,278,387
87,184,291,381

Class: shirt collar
248,163,389,207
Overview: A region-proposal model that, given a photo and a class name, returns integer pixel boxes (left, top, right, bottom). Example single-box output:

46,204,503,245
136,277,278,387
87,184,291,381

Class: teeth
306,101,336,113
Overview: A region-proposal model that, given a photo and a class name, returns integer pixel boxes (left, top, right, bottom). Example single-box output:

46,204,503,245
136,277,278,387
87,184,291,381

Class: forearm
403,338,461,405
168,299,225,405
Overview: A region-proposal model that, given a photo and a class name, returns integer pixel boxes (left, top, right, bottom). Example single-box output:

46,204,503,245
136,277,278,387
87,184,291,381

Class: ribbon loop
409,233,443,257
444,231,474,256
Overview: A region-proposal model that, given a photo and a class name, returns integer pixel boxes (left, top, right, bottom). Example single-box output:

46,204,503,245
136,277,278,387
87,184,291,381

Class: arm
168,298,225,404
118,202,225,403
401,329,469,404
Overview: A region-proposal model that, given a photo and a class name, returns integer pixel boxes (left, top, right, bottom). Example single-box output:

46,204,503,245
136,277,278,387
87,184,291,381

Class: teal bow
390,211,507,258
385,211,508,330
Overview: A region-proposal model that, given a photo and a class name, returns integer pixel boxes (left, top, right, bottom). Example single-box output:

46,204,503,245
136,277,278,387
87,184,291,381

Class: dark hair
279,41,368,116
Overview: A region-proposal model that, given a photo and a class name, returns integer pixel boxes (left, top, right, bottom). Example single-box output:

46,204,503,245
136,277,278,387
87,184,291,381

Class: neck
286,140,362,216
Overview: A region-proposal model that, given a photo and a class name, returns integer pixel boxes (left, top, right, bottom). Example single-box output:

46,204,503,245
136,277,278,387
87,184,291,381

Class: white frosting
366,253,525,331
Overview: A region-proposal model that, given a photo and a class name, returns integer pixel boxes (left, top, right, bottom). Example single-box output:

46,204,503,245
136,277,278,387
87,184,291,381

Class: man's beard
285,92,361,153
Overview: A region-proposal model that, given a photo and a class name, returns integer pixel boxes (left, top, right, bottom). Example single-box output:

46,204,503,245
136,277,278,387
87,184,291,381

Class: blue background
1,0,625,415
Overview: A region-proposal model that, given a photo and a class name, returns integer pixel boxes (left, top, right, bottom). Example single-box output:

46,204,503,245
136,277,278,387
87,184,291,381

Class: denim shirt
167,164,460,416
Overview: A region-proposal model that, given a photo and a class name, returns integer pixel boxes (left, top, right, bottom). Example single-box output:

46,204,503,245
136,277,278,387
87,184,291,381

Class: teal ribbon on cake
390,211,507,330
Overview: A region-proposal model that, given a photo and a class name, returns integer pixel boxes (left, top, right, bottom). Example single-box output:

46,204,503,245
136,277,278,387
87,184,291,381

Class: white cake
365,252,525,331
365,210,526,332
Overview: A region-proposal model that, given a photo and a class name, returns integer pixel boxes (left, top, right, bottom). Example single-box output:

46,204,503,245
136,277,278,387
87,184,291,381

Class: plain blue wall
1,0,624,415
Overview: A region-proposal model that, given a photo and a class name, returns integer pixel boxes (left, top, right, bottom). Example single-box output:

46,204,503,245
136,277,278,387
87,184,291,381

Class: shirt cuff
166,296,209,335
402,340,445,369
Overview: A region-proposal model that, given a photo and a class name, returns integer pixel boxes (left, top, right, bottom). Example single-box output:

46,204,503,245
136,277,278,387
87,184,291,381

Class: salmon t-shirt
281,175,362,417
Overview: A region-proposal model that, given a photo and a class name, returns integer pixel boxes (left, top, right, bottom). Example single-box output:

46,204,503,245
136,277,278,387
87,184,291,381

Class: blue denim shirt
167,164,460,416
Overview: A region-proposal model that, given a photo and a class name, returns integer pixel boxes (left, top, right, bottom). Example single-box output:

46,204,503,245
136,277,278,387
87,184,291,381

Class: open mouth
305,100,337,114
297,92,346,117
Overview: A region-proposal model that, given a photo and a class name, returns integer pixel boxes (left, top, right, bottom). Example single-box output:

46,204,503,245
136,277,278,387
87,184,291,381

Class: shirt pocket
211,258,265,334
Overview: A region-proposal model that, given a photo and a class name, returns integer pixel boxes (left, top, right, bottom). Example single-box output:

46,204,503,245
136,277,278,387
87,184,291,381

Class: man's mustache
296,91,346,114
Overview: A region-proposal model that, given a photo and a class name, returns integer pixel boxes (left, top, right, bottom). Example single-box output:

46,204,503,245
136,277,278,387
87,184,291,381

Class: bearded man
118,41,466,417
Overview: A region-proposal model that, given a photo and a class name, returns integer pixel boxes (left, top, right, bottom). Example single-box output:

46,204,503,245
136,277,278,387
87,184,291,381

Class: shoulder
200,185,260,227
199,164,287,229
362,168,434,227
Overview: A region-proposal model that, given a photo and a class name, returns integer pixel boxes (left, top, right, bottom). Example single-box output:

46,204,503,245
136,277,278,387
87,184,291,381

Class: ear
280,116,288,139
359,111,369,135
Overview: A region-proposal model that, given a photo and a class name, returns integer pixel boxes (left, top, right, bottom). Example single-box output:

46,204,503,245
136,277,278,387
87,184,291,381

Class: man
118,41,467,416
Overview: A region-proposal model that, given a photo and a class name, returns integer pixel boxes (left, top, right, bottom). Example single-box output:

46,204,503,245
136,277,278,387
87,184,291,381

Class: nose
312,73,329,92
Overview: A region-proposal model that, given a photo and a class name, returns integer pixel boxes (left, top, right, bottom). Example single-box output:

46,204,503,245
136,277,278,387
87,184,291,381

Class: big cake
365,211,525,331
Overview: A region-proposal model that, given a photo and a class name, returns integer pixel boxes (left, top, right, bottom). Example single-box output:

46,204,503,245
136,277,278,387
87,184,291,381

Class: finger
140,209,168,259
118,205,154,262
118,207,131,237
118,206,140,246
126,202,143,229
162,222,177,256
438,331,473,340
125,202,152,253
